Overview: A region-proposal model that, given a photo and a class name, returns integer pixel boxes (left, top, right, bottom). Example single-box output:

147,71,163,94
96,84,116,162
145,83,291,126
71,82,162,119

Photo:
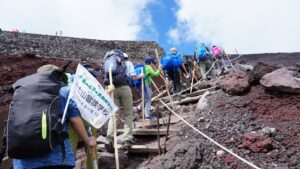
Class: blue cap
145,56,156,64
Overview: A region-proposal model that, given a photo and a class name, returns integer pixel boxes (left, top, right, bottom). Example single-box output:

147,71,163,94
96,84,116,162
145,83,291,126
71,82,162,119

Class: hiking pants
168,68,181,94
216,57,228,74
107,85,133,142
136,83,152,117
199,60,215,79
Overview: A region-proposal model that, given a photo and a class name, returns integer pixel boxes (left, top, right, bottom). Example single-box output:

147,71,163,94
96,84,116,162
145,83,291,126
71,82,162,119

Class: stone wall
0,31,165,63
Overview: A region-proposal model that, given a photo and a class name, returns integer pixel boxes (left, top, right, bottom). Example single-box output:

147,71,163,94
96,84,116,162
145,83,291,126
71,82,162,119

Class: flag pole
109,64,120,169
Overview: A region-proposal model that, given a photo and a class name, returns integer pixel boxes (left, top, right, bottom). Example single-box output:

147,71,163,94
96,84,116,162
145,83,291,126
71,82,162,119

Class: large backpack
7,70,68,159
130,63,144,88
195,43,210,62
161,52,183,70
212,46,223,58
103,50,129,86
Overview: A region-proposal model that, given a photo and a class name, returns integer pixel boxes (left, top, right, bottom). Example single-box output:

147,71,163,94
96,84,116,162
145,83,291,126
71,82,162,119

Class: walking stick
190,61,197,94
155,49,174,153
109,64,120,169
88,127,98,169
141,67,145,128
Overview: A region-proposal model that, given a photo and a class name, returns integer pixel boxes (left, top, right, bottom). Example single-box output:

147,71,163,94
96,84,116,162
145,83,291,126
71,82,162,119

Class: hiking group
2,43,231,169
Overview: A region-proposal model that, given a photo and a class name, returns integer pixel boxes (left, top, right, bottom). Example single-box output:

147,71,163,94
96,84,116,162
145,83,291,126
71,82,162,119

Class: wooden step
117,128,178,136
97,144,164,154
134,115,189,128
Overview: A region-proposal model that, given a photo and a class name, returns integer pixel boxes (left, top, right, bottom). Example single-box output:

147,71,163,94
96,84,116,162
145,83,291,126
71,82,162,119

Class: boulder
218,71,251,95
260,67,300,94
249,62,280,84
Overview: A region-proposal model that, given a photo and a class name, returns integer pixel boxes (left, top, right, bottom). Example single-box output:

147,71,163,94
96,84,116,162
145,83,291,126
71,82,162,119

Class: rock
196,91,210,110
261,127,276,136
249,62,280,84
235,63,254,71
241,132,273,153
223,155,235,164
274,134,284,142
216,150,225,157
98,152,129,169
260,66,300,94
219,71,251,95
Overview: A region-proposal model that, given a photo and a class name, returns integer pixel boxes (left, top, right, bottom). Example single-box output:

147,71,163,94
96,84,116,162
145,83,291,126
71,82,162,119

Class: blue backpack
161,52,183,70
130,63,144,88
195,43,210,62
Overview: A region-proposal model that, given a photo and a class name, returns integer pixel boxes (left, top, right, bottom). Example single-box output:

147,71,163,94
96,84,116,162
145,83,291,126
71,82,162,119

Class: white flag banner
68,64,118,129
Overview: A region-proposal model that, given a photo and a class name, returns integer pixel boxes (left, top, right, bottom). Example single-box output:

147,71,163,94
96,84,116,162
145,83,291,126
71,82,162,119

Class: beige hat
170,47,177,53
37,64,60,73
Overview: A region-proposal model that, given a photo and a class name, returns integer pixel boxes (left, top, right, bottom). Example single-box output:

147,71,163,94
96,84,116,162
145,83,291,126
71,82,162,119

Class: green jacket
144,65,161,85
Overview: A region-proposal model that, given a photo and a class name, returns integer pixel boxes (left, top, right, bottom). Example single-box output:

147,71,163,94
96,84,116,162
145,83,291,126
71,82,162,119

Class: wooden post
109,64,120,169
155,49,174,153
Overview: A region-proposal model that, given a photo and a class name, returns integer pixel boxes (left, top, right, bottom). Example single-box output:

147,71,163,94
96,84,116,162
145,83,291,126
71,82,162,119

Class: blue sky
1,0,300,55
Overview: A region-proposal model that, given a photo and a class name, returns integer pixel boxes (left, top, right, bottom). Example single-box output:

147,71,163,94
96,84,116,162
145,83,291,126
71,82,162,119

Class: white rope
159,99,261,169
229,54,244,61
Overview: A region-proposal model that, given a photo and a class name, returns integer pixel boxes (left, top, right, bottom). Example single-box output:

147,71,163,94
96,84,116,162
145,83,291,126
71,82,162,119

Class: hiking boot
123,140,133,150
105,138,114,153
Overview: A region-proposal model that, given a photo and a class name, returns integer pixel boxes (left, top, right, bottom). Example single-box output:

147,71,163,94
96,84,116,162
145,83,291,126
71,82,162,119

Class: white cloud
168,0,300,53
0,0,155,40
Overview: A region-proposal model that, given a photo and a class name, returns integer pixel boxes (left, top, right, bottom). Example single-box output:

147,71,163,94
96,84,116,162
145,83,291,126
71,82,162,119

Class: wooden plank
134,115,186,128
98,144,164,154
117,128,178,136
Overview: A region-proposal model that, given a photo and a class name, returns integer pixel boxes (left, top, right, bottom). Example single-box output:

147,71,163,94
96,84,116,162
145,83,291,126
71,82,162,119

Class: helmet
145,56,156,64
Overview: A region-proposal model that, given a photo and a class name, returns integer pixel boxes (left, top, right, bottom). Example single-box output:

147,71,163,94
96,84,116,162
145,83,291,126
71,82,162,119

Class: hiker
11,64,96,169
142,56,162,119
194,42,215,80
211,45,229,75
103,50,144,152
67,64,114,169
161,47,187,100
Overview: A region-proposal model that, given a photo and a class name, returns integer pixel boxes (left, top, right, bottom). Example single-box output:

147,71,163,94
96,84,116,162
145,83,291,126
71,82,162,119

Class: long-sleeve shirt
144,65,160,85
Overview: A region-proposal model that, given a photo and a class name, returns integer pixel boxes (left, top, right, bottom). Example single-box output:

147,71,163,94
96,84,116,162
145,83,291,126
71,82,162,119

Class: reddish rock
219,71,251,95
241,132,273,153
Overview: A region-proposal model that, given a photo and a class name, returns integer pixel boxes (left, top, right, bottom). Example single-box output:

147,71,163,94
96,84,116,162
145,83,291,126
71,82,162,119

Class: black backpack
103,49,129,86
6,69,68,159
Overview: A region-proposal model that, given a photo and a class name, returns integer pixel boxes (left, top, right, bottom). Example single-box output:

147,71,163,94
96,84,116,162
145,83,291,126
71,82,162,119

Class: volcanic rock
260,66,300,94
249,62,280,84
218,70,251,95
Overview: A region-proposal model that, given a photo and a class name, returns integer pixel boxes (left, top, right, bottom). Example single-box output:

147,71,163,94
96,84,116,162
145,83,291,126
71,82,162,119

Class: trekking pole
151,80,160,93
155,49,174,153
88,126,98,169
190,61,197,94
109,64,120,169
141,67,145,128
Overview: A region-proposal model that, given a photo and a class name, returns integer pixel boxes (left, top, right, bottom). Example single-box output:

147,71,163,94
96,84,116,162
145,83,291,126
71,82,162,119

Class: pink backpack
212,46,223,58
